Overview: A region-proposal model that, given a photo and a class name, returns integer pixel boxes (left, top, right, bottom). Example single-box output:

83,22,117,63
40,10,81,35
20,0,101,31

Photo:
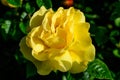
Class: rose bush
19,6,95,75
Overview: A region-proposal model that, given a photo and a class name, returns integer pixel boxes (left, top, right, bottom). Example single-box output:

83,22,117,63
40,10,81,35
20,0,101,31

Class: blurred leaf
8,23,22,40
110,37,117,45
25,3,35,14
85,7,92,13
7,0,22,7
66,72,74,80
95,26,108,46
62,75,67,80
19,21,28,34
0,29,7,40
26,61,37,78
111,2,120,20
86,59,113,80
116,72,120,79
110,30,119,37
62,72,74,80
83,71,90,80
114,17,120,27
116,42,120,48
36,0,44,7
85,14,99,19
1,20,11,34
43,0,52,9
10,25,16,38
14,50,26,64
20,12,27,20
36,0,52,9
113,49,120,58
110,30,119,44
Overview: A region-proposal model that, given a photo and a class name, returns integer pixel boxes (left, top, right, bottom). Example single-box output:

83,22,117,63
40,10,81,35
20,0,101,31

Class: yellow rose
19,6,95,75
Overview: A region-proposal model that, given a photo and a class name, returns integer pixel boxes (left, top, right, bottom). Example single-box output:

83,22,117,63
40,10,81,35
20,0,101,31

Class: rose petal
32,48,69,61
69,23,95,61
34,60,52,75
69,61,88,73
32,48,59,61
69,51,88,73
40,27,67,49
69,44,95,62
74,9,85,23
30,6,47,29
70,51,81,62
19,37,35,61
85,44,95,61
42,9,53,31
48,27,66,48
52,50,72,72
26,26,44,53
51,7,66,33
19,37,52,75
74,22,91,48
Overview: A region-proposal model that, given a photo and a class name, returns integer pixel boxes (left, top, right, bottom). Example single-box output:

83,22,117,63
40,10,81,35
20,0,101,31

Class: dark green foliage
7,0,22,7
0,0,120,80
85,59,113,80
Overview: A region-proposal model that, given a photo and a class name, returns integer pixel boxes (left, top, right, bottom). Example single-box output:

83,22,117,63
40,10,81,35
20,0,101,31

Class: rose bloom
19,6,95,75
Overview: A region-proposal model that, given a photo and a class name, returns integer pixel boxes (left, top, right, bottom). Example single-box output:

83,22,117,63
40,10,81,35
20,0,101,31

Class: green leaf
43,0,52,9
110,30,119,37
110,30,119,44
19,21,28,34
62,75,67,80
115,17,120,27
86,59,113,80
26,61,37,78
1,20,11,34
83,71,90,80
20,12,27,20
116,72,120,79
85,14,99,19
7,0,22,7
95,26,108,46
113,49,120,58
25,3,35,14
62,72,74,80
36,0,52,9
14,50,26,64
36,0,44,7
85,7,92,13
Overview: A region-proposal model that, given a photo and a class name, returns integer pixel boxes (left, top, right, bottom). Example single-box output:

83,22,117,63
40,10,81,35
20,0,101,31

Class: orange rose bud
63,0,73,7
